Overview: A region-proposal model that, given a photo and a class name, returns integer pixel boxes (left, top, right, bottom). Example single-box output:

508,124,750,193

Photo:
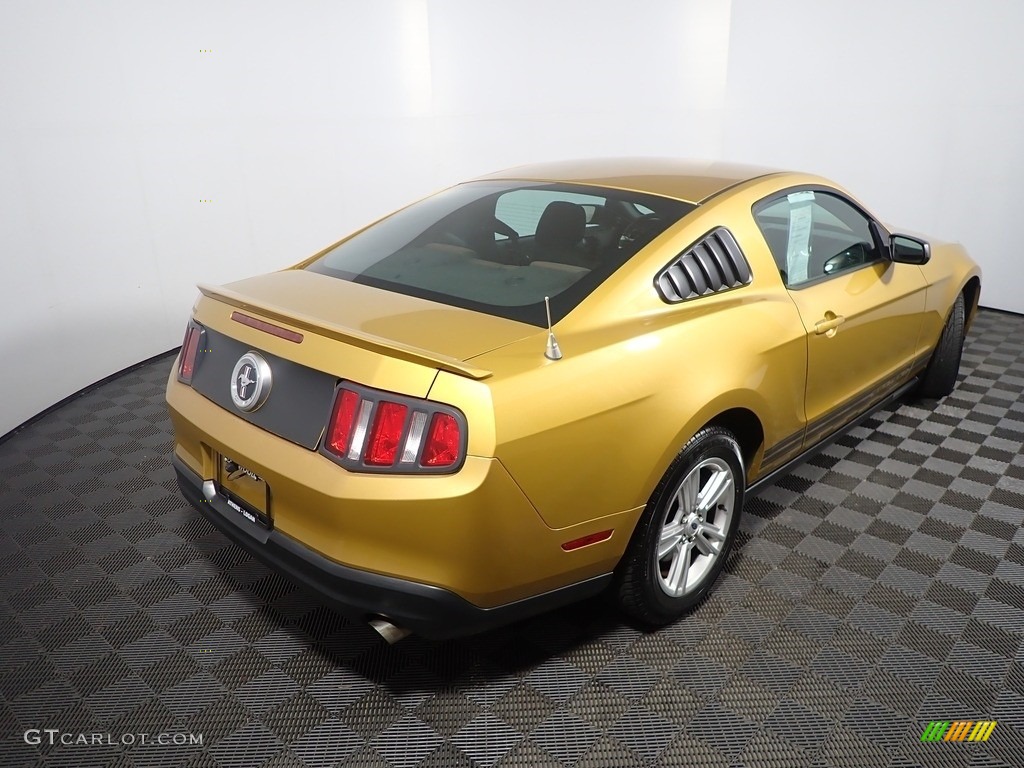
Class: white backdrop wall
1,0,1020,437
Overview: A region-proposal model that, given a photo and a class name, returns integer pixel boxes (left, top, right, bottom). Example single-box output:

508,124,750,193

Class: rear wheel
615,426,744,626
918,293,965,399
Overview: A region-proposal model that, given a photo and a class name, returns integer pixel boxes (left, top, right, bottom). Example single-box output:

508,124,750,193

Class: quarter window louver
655,227,753,303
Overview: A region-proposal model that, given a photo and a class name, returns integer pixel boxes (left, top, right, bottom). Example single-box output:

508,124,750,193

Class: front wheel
615,426,744,626
918,292,965,399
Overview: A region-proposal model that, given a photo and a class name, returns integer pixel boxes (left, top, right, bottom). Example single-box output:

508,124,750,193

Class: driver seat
534,202,588,266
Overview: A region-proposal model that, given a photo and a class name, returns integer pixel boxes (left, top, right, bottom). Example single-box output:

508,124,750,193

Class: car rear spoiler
196,283,493,381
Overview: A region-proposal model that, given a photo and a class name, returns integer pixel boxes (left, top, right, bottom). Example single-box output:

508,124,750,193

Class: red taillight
320,384,465,473
178,324,202,383
325,388,361,457
422,412,460,467
365,402,408,465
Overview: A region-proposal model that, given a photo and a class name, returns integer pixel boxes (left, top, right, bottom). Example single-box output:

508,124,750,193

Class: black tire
615,426,744,626
918,293,965,399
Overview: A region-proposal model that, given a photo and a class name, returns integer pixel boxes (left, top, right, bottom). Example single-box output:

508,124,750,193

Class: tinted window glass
754,190,880,287
495,189,605,237
307,181,693,326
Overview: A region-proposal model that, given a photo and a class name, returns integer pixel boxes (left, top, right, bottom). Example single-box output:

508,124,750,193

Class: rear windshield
306,180,694,326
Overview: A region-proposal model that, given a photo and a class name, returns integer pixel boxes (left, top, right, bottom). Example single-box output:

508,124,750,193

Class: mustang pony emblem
236,367,254,398
230,351,272,412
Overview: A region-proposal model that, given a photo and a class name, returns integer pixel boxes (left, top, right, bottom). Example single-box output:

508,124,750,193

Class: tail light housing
177,321,204,384
320,382,467,474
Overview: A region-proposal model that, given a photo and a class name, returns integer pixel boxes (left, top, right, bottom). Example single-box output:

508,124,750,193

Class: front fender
917,242,982,352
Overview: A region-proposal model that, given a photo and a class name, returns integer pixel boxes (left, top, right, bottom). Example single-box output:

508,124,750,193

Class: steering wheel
619,213,665,253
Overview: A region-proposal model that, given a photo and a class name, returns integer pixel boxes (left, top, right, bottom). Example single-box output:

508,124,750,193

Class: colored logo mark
920,721,996,742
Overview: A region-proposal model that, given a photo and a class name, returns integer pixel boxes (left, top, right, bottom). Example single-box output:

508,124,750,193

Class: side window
754,190,880,287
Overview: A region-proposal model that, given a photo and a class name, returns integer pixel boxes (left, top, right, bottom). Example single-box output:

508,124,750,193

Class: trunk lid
187,269,536,451
200,269,542,378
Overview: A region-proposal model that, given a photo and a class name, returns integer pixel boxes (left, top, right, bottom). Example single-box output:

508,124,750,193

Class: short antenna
544,296,562,361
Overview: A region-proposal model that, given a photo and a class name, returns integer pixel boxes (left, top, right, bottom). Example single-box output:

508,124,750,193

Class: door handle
814,312,846,337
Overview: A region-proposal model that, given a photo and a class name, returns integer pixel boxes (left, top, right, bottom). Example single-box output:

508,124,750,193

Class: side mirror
890,234,931,265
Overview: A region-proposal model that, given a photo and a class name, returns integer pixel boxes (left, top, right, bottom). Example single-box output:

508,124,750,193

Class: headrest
535,201,586,248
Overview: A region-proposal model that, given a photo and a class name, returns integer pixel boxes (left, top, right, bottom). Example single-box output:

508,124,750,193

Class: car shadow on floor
209,391,951,698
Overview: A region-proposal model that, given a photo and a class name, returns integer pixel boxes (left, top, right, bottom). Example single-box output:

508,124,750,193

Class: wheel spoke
676,469,700,516
658,522,685,559
665,539,693,595
664,500,685,529
693,521,726,557
696,468,733,514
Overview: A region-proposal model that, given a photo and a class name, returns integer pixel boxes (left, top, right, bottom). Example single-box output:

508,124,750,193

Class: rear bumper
174,457,610,639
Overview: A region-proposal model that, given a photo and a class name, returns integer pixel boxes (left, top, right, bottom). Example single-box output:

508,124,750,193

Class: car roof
472,157,787,204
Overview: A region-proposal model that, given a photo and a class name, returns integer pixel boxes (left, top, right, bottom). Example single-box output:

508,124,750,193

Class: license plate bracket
217,456,272,530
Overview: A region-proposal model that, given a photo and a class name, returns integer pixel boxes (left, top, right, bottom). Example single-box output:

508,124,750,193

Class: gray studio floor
1,309,1023,768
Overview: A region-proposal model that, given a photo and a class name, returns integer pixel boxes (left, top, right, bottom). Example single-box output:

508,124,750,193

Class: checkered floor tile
1,309,1022,767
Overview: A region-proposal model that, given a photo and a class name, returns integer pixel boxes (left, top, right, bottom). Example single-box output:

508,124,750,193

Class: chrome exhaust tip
368,616,412,644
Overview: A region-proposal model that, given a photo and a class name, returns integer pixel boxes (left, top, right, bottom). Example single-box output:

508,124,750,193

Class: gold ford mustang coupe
167,158,981,641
